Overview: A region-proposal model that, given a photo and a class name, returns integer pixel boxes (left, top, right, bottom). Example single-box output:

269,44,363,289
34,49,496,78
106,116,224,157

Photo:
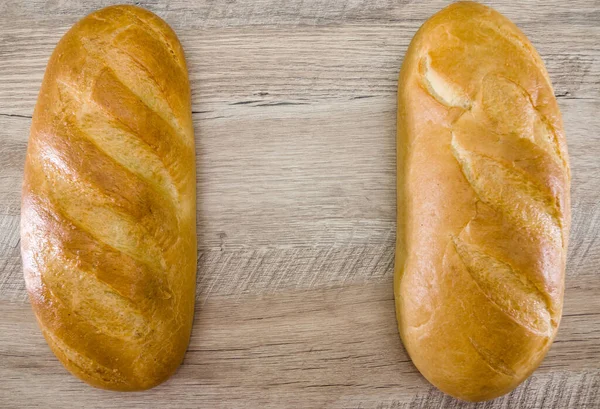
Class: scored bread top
395,1,570,402
21,5,196,391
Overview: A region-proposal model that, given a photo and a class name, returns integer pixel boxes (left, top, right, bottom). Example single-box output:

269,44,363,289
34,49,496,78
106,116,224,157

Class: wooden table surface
1,0,599,407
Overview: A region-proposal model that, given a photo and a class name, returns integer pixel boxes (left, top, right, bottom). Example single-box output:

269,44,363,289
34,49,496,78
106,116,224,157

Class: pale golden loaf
395,1,570,402
20,5,196,391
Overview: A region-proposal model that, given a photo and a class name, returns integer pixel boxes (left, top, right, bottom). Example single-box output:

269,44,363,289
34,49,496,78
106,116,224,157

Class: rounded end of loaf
395,296,553,402
38,315,193,391
60,354,186,392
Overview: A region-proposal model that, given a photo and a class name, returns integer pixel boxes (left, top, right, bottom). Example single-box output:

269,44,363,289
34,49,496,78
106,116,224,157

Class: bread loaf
20,5,196,391
395,1,570,401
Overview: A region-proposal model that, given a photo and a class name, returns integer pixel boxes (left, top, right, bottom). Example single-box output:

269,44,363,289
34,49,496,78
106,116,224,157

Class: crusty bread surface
395,1,570,401
20,5,196,391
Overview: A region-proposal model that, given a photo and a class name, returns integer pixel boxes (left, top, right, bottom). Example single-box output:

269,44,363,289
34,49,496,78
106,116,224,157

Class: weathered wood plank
2,196,600,303
2,241,600,305
2,0,599,28
0,15,599,116
0,283,598,408
1,97,599,246
1,99,599,303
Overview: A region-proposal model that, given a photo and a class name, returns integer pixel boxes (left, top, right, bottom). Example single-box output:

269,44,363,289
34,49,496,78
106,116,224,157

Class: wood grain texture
0,0,599,407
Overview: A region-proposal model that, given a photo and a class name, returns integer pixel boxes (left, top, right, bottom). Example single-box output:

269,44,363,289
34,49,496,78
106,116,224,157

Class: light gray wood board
0,0,599,407
1,98,599,250
1,96,599,302
1,284,599,408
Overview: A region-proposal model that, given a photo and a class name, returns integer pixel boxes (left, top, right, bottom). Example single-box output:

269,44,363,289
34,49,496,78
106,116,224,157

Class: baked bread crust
395,1,570,401
21,5,196,391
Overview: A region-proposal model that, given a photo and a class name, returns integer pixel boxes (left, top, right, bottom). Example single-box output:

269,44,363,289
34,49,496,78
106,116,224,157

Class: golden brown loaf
395,1,570,402
20,5,196,391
